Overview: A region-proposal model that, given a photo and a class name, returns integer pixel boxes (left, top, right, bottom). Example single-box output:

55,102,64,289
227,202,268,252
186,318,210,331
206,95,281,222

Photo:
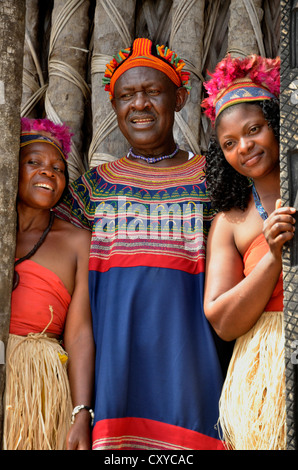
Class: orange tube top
10,259,71,336
243,233,283,311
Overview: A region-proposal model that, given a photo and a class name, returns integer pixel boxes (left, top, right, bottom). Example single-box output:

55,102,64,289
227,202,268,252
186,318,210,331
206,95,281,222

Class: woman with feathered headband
3,118,94,450
202,55,294,450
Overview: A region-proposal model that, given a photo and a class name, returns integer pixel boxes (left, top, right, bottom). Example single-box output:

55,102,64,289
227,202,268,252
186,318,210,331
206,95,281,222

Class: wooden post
89,0,136,168
228,0,264,57
170,0,204,154
21,0,43,118
45,0,91,181
0,0,25,446
280,0,298,450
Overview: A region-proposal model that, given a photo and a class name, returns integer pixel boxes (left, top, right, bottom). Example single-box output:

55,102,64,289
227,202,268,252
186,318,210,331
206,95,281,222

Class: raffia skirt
218,311,286,450
3,332,73,450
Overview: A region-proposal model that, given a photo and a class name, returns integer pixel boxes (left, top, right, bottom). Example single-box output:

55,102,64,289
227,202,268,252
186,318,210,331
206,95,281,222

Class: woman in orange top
4,118,94,450
202,55,295,450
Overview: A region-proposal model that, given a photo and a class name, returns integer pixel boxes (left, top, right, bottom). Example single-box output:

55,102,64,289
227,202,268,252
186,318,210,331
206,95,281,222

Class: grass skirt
3,332,73,450
219,311,286,450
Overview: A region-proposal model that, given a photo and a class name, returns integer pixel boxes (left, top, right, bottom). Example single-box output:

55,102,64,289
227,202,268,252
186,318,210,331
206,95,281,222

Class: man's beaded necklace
128,144,179,164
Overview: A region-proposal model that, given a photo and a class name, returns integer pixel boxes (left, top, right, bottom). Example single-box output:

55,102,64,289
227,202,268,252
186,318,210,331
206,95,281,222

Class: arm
63,229,95,450
204,202,296,341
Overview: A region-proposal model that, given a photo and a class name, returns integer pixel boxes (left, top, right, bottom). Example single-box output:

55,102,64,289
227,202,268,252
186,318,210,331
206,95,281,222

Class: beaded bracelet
71,405,94,426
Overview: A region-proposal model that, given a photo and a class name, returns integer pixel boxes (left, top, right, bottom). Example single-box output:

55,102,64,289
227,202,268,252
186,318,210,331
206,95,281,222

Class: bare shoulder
210,200,262,256
53,215,91,249
206,208,251,259
209,208,244,237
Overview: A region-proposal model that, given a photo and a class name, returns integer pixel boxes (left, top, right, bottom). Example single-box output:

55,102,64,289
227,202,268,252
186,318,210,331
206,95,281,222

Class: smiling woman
3,118,94,450
18,141,67,210
202,55,293,450
216,103,279,180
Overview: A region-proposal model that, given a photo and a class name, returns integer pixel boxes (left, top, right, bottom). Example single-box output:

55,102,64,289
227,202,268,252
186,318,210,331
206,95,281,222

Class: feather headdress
202,54,280,123
21,117,72,160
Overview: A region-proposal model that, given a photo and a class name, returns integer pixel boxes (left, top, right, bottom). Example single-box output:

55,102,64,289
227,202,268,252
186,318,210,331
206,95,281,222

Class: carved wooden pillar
280,0,298,451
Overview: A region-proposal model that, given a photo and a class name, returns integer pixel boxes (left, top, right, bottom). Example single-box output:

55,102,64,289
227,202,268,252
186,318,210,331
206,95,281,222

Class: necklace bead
128,144,179,164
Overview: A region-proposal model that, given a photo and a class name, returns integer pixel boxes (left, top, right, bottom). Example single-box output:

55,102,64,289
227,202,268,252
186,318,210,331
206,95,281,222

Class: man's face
111,66,186,155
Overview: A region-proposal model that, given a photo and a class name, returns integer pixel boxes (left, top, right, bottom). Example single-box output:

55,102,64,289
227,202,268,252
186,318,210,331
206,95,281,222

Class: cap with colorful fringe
103,37,191,99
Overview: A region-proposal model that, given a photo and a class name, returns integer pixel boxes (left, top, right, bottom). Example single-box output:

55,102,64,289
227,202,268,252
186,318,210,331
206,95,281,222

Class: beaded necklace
251,183,268,221
128,144,179,164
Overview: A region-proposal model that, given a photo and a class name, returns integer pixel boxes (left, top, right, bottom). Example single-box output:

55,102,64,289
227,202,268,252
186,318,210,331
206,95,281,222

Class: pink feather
202,54,280,122
21,117,73,159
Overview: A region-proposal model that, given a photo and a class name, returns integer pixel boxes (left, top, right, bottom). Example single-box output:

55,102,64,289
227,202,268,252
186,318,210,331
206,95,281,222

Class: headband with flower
103,38,191,99
201,54,280,123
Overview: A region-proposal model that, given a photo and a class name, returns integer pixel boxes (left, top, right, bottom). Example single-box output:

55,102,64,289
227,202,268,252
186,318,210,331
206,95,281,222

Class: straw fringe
219,311,286,450
3,317,72,450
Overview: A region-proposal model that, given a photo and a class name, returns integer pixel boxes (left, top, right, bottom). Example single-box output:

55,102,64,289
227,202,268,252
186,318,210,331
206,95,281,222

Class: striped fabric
92,418,224,450
55,155,227,450
215,78,276,118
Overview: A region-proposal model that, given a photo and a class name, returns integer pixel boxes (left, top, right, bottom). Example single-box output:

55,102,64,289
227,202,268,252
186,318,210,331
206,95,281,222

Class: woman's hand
263,199,296,260
204,203,296,341
66,411,92,450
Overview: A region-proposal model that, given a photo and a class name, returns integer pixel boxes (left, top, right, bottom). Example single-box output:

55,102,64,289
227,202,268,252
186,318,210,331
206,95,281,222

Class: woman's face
216,103,279,180
18,142,66,210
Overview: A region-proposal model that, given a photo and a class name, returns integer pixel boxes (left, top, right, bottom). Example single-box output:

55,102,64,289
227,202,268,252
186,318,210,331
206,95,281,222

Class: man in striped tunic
56,38,231,450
